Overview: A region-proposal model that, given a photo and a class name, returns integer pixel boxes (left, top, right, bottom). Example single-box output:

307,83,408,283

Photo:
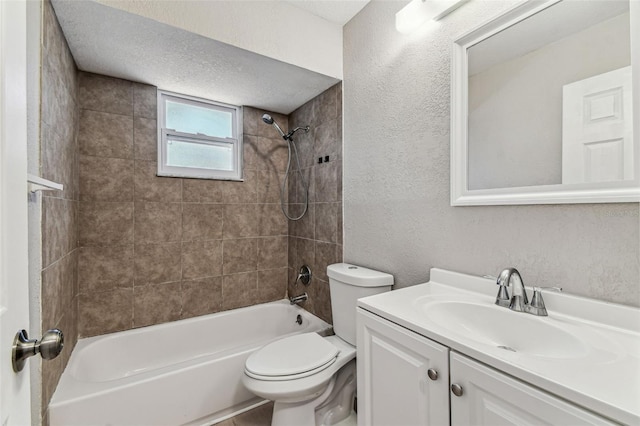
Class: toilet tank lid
327,263,394,287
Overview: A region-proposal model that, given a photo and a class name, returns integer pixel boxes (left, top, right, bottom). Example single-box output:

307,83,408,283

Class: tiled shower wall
287,83,343,324
39,0,79,417
76,73,293,336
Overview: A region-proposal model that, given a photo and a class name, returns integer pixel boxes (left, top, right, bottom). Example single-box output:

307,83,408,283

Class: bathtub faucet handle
295,265,312,286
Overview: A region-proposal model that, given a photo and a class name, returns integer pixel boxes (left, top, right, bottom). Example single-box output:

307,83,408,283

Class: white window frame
157,90,243,181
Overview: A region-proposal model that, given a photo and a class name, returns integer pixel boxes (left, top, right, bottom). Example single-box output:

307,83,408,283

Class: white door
562,66,633,184
450,353,613,425
357,309,450,426
0,0,32,424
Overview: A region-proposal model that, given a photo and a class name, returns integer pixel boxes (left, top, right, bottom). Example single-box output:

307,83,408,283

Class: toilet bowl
242,263,394,426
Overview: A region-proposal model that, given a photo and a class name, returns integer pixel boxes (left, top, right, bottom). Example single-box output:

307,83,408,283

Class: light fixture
395,0,469,34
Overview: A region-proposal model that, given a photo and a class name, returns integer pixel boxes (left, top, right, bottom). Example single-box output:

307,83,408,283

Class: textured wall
343,0,640,306
77,73,290,337
39,0,79,419
287,83,344,324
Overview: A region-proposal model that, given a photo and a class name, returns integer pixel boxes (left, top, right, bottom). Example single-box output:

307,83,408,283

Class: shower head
262,113,286,138
261,114,274,125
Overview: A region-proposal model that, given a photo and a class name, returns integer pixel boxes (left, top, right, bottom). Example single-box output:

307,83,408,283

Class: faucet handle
494,275,510,307
526,286,562,316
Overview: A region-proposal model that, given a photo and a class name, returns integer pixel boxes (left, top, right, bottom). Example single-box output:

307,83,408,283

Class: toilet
242,263,393,426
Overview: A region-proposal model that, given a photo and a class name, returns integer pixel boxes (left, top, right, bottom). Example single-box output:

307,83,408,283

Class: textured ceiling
52,0,341,114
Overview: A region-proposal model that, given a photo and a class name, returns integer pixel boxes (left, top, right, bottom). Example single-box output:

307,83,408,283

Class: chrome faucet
289,293,308,305
494,268,562,316
496,267,528,312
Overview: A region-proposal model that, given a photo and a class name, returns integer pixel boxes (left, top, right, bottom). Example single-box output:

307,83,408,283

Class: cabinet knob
427,368,438,381
451,383,464,397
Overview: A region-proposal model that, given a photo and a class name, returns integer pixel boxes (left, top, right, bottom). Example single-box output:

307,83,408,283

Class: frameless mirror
451,0,640,205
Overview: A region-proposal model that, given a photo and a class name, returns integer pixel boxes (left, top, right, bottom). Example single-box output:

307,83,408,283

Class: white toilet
242,263,393,426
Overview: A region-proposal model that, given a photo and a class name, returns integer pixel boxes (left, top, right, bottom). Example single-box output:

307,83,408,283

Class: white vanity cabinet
357,308,614,426
357,308,450,426
450,352,613,425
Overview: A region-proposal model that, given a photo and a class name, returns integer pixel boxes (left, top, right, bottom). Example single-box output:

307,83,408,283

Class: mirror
451,0,640,205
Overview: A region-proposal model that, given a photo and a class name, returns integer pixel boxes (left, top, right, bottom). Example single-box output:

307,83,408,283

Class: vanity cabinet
357,308,449,426
450,352,613,425
357,308,614,426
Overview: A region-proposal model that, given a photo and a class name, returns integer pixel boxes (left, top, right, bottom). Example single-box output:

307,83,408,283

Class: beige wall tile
133,83,157,119
79,72,132,115
73,79,343,340
314,161,339,203
134,202,182,243
133,282,182,327
79,245,134,292
79,155,134,201
256,170,283,204
134,117,158,161
181,277,223,319
222,170,257,203
314,118,339,160
41,52,75,134
296,238,316,274
257,268,287,302
254,137,289,171
56,297,79,371
290,203,315,239
183,203,223,241
288,167,314,204
42,197,77,267
41,351,63,416
222,272,258,310
223,204,258,239
243,135,261,170
258,236,288,269
78,109,133,159
182,178,224,203
79,288,133,337
41,123,76,200
134,160,182,202
182,240,223,279
40,3,80,413
79,202,134,246
42,252,77,329
315,202,338,244
288,237,298,269
314,241,338,282
223,239,258,275
258,204,288,237
134,243,182,285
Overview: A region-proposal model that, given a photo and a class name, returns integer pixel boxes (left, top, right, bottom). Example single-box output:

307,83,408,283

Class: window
157,90,243,180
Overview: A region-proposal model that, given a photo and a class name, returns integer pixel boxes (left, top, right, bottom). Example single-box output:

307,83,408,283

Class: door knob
12,329,64,372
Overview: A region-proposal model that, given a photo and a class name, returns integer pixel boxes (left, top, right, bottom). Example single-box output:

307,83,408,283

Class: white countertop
357,268,640,425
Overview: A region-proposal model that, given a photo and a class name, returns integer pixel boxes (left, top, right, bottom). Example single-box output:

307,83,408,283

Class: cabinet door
357,309,449,426
450,352,614,425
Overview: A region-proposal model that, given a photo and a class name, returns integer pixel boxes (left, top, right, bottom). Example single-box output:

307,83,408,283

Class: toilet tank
327,263,393,345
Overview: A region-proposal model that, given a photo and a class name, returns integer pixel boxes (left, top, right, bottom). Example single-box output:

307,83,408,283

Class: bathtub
49,300,331,426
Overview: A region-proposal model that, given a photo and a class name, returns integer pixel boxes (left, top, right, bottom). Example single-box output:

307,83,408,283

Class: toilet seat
245,333,339,381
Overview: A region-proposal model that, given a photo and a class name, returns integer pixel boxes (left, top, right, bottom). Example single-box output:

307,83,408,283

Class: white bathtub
49,300,331,426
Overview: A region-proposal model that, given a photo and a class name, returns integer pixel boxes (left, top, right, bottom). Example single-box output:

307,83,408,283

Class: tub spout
289,293,308,305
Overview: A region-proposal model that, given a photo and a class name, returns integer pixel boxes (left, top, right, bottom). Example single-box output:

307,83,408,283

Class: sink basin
423,300,588,359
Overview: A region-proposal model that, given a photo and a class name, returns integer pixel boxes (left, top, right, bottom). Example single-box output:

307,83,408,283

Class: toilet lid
245,333,339,378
